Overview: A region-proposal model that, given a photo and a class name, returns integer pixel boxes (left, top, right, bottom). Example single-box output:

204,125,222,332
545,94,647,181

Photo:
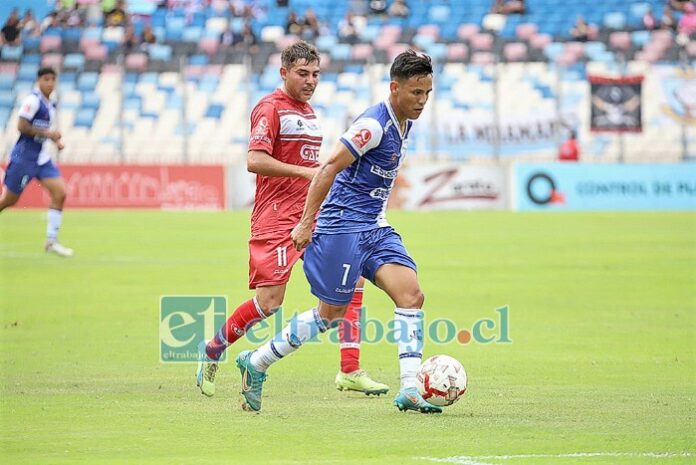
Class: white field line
418,452,693,465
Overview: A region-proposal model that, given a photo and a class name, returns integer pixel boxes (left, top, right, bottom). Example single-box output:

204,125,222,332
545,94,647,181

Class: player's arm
247,150,316,180
291,143,355,250
16,100,61,142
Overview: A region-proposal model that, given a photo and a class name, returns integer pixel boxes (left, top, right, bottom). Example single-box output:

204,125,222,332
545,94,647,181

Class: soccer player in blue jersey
0,67,72,256
235,50,440,413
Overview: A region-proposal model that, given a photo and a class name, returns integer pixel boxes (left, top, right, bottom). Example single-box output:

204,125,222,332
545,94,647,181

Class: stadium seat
198,37,219,56
17,64,39,82
63,53,86,71
1,45,24,61
81,92,101,110
125,53,148,72
42,53,64,69
604,12,627,30
447,43,468,61
504,43,528,62
516,23,538,41
352,43,373,61
149,44,173,62
205,103,224,119
0,74,15,90
316,35,337,52
609,32,631,51
261,26,285,43
74,108,97,128
470,33,494,51
84,45,108,63
417,25,440,40
631,30,651,47
457,24,480,41
0,90,15,109
529,33,552,50
330,44,352,61
77,73,99,92
182,26,203,44
470,52,495,65
429,5,450,23
40,35,62,53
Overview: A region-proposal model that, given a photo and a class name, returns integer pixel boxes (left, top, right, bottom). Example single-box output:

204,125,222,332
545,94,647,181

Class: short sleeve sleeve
248,102,279,156
339,117,384,159
18,94,40,121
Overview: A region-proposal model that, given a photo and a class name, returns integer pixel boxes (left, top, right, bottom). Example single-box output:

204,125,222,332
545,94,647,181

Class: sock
250,308,327,372
206,297,267,360
339,287,363,373
47,208,62,242
394,308,424,389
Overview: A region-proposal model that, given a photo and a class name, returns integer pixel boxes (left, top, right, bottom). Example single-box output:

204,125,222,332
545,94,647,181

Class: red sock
340,288,363,373
206,298,264,360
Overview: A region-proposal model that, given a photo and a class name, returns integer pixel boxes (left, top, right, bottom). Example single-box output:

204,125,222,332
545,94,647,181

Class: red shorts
248,232,304,289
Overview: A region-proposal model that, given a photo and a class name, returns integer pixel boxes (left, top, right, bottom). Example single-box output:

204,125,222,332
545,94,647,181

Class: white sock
394,308,424,389
250,308,327,372
47,208,62,242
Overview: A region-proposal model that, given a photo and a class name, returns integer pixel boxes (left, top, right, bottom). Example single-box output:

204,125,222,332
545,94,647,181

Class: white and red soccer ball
417,355,467,407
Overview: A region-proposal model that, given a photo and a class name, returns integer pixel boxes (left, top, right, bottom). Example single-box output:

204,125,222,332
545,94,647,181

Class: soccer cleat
236,350,267,412
196,341,218,397
335,370,390,396
45,241,73,257
393,387,442,414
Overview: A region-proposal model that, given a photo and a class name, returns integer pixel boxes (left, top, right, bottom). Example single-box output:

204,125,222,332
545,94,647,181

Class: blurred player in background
0,66,72,257
196,41,388,397
235,50,441,413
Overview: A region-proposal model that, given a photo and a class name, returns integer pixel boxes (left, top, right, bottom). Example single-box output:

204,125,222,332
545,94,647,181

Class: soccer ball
417,355,467,407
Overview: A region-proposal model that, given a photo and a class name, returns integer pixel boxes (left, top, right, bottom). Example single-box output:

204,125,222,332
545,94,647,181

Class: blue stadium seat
149,44,173,62
74,108,97,128
604,12,627,30
205,103,224,119
18,64,39,82
81,92,101,110
63,53,86,72
22,54,41,64
0,90,15,109
182,27,203,43
0,74,15,90
188,54,209,66
0,107,10,129
1,45,24,61
429,5,451,23
330,44,352,61
77,72,99,92
316,35,337,52
631,30,651,47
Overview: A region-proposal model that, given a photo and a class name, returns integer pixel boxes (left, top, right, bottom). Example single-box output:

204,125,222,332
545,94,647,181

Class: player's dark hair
390,50,433,81
281,41,320,70
37,67,57,78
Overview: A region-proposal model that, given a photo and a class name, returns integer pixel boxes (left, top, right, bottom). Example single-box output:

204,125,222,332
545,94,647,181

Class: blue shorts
303,227,417,305
3,159,60,195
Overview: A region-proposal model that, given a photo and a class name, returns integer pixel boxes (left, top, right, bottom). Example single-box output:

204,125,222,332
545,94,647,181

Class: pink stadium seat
417,24,440,40
125,53,148,72
352,43,374,60
470,52,495,65
80,37,101,53
609,32,631,51
565,42,585,59
503,42,528,62
529,33,552,50
381,25,402,40
470,33,494,51
687,41,696,57
198,37,219,56
42,53,63,68
557,51,578,66
85,44,108,62
588,24,599,40
268,53,282,66
205,64,224,76
0,62,18,75
457,23,479,41
40,35,62,53
275,34,298,50
374,34,397,50
185,65,204,77
447,43,468,61
388,43,409,61
516,23,538,41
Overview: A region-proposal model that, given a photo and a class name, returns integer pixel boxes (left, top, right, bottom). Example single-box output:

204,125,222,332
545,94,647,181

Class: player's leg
365,228,441,413
0,159,32,213
197,234,300,396
236,232,363,411
38,165,72,257
0,187,21,212
335,276,390,395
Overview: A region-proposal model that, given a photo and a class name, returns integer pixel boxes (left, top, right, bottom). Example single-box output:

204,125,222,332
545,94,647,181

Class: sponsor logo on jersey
351,129,372,149
300,144,320,161
253,116,269,136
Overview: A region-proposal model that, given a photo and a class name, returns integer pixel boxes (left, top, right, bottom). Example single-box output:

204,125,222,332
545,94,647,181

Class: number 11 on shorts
276,246,287,267
341,263,351,286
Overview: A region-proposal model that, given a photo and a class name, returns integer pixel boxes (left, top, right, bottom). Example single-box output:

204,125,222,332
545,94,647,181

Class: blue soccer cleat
393,387,442,414
236,350,267,412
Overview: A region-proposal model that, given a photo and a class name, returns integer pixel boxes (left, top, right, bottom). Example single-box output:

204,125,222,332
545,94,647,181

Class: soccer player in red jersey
196,41,388,397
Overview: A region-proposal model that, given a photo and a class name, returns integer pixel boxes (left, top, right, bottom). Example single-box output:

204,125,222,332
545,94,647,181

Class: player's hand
48,130,62,142
56,140,65,151
291,223,312,251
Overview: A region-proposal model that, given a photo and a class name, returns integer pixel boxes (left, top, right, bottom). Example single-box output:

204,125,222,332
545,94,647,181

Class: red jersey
248,89,321,236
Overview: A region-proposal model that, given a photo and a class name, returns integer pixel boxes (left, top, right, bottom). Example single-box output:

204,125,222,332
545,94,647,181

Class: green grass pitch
1,210,694,465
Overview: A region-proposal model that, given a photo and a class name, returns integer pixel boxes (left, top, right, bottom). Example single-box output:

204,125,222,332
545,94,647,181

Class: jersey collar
384,99,408,140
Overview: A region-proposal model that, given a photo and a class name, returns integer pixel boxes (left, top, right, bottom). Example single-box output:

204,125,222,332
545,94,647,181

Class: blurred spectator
491,0,526,15
670,0,693,12
388,0,410,18
123,23,138,51
661,6,677,31
558,130,579,162
105,0,129,27
20,9,40,37
643,7,657,31
221,20,258,52
303,8,321,39
1,9,21,46
369,0,388,16
286,11,303,35
140,24,157,51
338,12,359,43
40,12,60,33
678,2,696,36
570,16,590,42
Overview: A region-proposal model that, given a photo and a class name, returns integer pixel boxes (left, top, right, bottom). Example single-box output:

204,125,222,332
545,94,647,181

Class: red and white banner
6,165,226,209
